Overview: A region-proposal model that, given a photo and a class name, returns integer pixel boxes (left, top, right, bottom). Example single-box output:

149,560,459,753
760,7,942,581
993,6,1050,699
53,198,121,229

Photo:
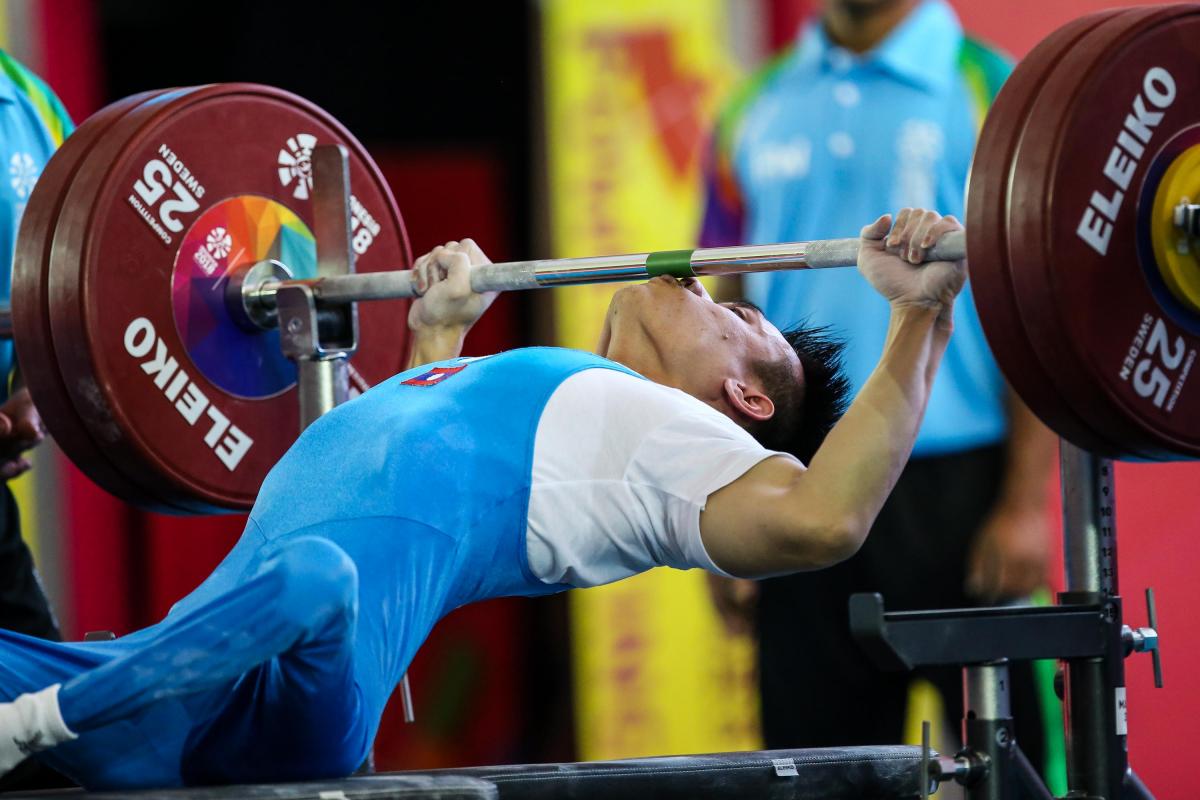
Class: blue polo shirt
0,51,73,395
700,0,1012,456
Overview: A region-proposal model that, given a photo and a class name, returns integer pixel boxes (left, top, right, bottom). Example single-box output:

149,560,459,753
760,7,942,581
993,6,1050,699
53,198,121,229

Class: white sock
0,684,77,775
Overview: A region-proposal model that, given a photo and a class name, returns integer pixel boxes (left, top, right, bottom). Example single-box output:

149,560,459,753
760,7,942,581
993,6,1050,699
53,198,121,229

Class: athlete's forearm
796,304,950,550
406,326,468,370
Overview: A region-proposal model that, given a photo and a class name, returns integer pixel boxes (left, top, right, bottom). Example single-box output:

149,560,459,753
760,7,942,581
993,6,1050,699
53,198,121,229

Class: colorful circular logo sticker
172,195,316,398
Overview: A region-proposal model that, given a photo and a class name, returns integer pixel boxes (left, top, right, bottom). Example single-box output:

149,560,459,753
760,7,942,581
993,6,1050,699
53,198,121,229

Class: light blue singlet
0,348,636,789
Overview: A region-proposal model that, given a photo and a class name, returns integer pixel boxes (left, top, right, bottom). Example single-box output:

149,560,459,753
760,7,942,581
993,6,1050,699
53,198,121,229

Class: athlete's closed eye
723,301,763,323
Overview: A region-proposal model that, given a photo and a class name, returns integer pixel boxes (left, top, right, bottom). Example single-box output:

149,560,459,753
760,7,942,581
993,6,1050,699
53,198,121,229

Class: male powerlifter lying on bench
0,209,963,789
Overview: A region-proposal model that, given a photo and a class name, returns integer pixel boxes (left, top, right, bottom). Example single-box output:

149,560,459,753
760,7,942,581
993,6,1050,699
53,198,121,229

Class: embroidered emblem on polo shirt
9,152,37,198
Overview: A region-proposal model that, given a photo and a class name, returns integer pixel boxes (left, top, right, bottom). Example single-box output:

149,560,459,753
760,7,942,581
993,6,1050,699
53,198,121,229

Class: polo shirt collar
793,0,963,93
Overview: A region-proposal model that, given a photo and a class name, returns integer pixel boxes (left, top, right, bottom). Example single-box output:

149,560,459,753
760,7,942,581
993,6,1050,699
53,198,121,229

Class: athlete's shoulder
956,35,1014,105
0,49,73,145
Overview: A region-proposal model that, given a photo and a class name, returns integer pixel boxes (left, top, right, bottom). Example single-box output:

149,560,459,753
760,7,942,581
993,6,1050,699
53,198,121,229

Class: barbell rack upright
1058,442,1147,800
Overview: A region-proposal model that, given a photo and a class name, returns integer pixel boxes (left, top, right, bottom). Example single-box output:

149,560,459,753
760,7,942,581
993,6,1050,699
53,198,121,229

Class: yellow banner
542,0,760,759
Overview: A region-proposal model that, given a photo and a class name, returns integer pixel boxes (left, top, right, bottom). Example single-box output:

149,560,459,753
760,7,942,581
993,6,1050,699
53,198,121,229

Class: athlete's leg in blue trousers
58,535,372,785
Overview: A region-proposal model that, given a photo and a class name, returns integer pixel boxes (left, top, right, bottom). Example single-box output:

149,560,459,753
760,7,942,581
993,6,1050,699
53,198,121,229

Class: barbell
11,5,1200,513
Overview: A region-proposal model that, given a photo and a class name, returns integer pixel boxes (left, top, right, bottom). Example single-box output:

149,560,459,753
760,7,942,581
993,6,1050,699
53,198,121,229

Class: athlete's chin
608,283,650,320
614,278,684,309
613,281,651,299
608,282,695,350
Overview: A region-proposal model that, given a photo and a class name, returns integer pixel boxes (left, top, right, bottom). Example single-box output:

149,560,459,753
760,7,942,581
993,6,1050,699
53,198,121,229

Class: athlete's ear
722,377,774,423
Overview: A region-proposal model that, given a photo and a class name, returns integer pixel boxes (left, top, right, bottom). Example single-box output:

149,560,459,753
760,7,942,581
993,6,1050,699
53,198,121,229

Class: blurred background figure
0,48,71,641
0,46,74,793
699,0,1061,778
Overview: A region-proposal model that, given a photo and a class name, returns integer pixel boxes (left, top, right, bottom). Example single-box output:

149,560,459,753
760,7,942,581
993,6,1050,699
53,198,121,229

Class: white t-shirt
526,367,795,587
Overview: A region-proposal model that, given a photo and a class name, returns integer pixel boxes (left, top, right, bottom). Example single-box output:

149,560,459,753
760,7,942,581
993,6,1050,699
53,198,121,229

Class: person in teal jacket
0,50,74,641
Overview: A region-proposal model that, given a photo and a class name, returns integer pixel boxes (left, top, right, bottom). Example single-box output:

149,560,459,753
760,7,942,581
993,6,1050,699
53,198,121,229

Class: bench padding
0,774,496,799
0,745,926,799
419,745,926,799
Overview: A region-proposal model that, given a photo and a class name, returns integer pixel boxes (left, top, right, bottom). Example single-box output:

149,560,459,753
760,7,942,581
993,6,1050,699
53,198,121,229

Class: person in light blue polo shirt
701,0,1059,772
0,50,72,641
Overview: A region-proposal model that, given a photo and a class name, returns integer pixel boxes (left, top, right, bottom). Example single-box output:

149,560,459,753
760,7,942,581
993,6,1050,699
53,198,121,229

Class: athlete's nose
681,277,710,300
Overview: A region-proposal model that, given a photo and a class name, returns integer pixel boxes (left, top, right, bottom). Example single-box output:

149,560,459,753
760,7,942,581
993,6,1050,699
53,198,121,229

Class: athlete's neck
822,0,917,54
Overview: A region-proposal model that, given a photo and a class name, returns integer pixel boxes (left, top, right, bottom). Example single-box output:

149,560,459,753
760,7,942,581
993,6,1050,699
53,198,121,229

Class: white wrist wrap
10,684,77,753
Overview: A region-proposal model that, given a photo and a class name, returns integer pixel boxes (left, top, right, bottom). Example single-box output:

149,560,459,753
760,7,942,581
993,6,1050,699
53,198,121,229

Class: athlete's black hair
747,323,851,465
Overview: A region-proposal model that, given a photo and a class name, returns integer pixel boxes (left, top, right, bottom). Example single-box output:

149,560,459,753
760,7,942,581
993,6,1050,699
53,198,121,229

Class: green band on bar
645,249,696,279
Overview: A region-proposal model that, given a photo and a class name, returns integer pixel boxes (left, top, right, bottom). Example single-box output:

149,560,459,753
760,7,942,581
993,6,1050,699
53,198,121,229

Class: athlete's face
598,277,801,425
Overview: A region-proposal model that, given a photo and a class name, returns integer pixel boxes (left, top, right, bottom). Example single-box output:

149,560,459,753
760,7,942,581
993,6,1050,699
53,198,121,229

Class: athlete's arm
700,210,966,578
406,240,499,369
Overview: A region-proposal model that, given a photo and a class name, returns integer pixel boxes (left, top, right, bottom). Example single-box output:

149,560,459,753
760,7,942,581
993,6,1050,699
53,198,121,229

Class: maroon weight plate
1008,6,1200,459
967,8,1125,455
12,89,197,512
1006,7,1172,459
49,84,412,510
1006,6,1183,459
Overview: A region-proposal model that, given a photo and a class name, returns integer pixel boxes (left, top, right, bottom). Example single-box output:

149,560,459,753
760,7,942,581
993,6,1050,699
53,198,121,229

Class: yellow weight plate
1151,143,1200,314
